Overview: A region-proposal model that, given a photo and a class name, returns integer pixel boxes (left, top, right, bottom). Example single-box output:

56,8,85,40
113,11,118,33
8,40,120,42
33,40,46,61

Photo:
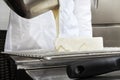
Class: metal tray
2,47,120,70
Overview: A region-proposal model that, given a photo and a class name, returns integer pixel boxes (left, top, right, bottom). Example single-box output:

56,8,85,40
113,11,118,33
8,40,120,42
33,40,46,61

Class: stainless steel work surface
10,48,120,80
26,67,120,80
10,47,120,70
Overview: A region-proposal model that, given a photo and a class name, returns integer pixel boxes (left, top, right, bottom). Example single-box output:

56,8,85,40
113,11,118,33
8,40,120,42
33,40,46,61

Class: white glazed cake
55,37,103,52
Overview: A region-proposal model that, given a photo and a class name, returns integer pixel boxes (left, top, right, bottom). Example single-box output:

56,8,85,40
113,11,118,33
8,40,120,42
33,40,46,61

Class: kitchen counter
26,67,120,80
9,48,120,80
10,55,120,80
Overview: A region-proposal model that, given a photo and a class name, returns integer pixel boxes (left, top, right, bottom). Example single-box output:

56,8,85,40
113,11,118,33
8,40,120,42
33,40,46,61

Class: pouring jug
4,0,59,18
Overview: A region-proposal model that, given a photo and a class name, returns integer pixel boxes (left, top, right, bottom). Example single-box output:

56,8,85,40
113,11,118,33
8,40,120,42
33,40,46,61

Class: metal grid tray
3,47,120,60
2,47,120,70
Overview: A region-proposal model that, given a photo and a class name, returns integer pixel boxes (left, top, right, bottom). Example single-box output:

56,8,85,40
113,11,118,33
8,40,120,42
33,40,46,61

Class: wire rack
0,30,16,80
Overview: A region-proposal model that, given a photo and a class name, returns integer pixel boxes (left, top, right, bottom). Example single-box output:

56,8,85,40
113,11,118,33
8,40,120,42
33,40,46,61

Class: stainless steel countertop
10,47,120,80
26,67,120,80
8,47,120,70
11,54,120,70
10,55,120,80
